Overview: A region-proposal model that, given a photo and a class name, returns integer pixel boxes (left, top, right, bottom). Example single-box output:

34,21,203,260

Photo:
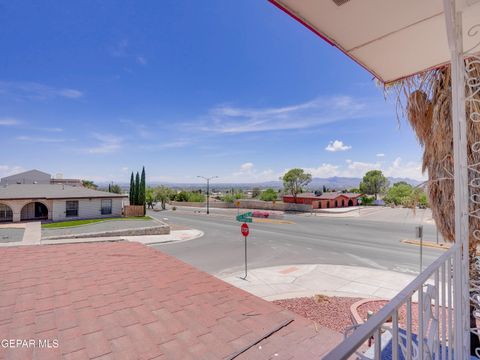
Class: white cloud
120,119,152,139
109,39,129,57
109,39,147,66
0,165,24,177
16,136,66,143
0,81,83,100
58,89,83,99
136,56,147,65
86,133,123,154
301,158,424,180
139,139,192,150
198,95,386,134
325,140,351,152
229,163,277,182
376,153,385,157
240,162,254,171
383,157,426,180
0,118,20,126
303,164,340,178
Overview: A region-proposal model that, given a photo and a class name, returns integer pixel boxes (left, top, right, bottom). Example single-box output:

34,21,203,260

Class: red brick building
283,192,362,209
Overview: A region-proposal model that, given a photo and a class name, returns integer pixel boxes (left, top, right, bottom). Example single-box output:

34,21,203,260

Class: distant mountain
142,176,422,190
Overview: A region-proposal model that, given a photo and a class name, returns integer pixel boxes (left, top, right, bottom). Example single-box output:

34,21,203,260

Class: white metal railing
323,243,462,360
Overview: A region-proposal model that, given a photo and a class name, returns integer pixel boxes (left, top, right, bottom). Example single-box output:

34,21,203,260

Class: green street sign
236,212,253,223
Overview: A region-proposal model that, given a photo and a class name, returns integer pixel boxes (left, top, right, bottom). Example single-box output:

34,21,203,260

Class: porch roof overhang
269,0,480,84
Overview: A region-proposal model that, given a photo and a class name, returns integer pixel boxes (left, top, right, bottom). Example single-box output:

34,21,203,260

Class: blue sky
0,0,424,183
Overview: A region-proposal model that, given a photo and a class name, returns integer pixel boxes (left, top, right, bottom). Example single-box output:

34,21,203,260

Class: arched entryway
348,199,354,206
0,203,13,222
334,200,338,208
21,202,48,221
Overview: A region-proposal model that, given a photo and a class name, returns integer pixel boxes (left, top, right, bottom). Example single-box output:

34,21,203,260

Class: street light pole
197,175,218,215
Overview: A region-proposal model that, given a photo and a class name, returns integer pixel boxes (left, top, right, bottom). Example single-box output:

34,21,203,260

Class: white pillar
443,0,470,356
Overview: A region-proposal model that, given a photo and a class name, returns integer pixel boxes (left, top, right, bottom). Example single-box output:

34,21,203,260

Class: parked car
252,211,269,218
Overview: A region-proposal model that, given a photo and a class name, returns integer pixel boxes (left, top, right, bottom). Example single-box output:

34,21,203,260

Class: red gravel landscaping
272,296,363,333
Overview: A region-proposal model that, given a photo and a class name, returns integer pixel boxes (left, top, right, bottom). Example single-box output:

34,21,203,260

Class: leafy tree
384,182,413,206
139,167,146,207
252,187,261,198
129,173,135,204
153,186,174,209
221,194,235,203
110,184,122,194
172,191,205,202
359,195,374,205
322,185,327,193
82,180,98,189
416,190,429,208
134,172,140,205
146,188,155,209
260,188,278,201
403,188,430,209
359,170,389,200
174,191,190,202
187,192,206,202
281,168,312,202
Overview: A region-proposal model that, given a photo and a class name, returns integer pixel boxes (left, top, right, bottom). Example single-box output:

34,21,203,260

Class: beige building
0,184,126,223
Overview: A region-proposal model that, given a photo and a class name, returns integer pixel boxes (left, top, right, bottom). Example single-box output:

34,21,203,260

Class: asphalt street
149,207,444,277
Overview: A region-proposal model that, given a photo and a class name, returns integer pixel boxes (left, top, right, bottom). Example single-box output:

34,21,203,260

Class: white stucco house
0,184,127,223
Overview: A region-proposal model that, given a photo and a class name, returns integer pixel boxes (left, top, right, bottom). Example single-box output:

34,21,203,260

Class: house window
101,199,112,215
66,201,79,217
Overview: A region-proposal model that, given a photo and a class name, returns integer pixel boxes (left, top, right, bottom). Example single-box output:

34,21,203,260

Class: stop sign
241,223,249,237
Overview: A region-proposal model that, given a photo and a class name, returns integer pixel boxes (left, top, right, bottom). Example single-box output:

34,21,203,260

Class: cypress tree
135,172,140,205
129,172,135,205
140,167,146,214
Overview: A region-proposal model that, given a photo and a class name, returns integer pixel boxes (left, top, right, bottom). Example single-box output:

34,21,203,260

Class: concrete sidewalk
41,229,204,245
0,228,203,246
219,264,417,301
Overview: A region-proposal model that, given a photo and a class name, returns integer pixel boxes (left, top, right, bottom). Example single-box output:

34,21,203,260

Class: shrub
260,188,278,201
221,194,235,203
359,196,374,205
174,191,189,202
187,192,205,202
173,191,205,202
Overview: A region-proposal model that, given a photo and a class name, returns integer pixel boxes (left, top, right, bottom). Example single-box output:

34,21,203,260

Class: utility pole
197,175,218,215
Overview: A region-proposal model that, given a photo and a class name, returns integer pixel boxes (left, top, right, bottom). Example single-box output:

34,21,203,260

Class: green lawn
42,216,152,229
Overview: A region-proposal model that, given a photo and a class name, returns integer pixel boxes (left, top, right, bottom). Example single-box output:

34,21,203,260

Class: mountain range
139,176,423,190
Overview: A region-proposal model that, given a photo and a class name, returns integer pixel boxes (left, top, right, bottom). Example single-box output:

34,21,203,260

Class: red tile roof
0,242,341,359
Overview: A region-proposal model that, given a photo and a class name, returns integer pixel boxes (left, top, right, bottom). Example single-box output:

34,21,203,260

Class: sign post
241,223,249,279
415,225,424,272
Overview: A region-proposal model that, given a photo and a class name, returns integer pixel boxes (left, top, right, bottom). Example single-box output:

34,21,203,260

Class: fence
123,205,145,217
324,243,462,360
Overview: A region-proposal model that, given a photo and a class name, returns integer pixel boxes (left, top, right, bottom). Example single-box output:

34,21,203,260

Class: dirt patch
272,296,362,333
356,300,425,334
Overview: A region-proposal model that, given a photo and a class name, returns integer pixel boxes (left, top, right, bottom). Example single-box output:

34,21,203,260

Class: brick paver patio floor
0,241,341,359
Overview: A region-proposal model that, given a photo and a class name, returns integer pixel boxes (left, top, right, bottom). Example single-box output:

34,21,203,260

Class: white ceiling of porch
271,0,480,83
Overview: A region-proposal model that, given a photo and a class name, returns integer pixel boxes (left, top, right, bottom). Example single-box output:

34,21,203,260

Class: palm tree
398,61,480,352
